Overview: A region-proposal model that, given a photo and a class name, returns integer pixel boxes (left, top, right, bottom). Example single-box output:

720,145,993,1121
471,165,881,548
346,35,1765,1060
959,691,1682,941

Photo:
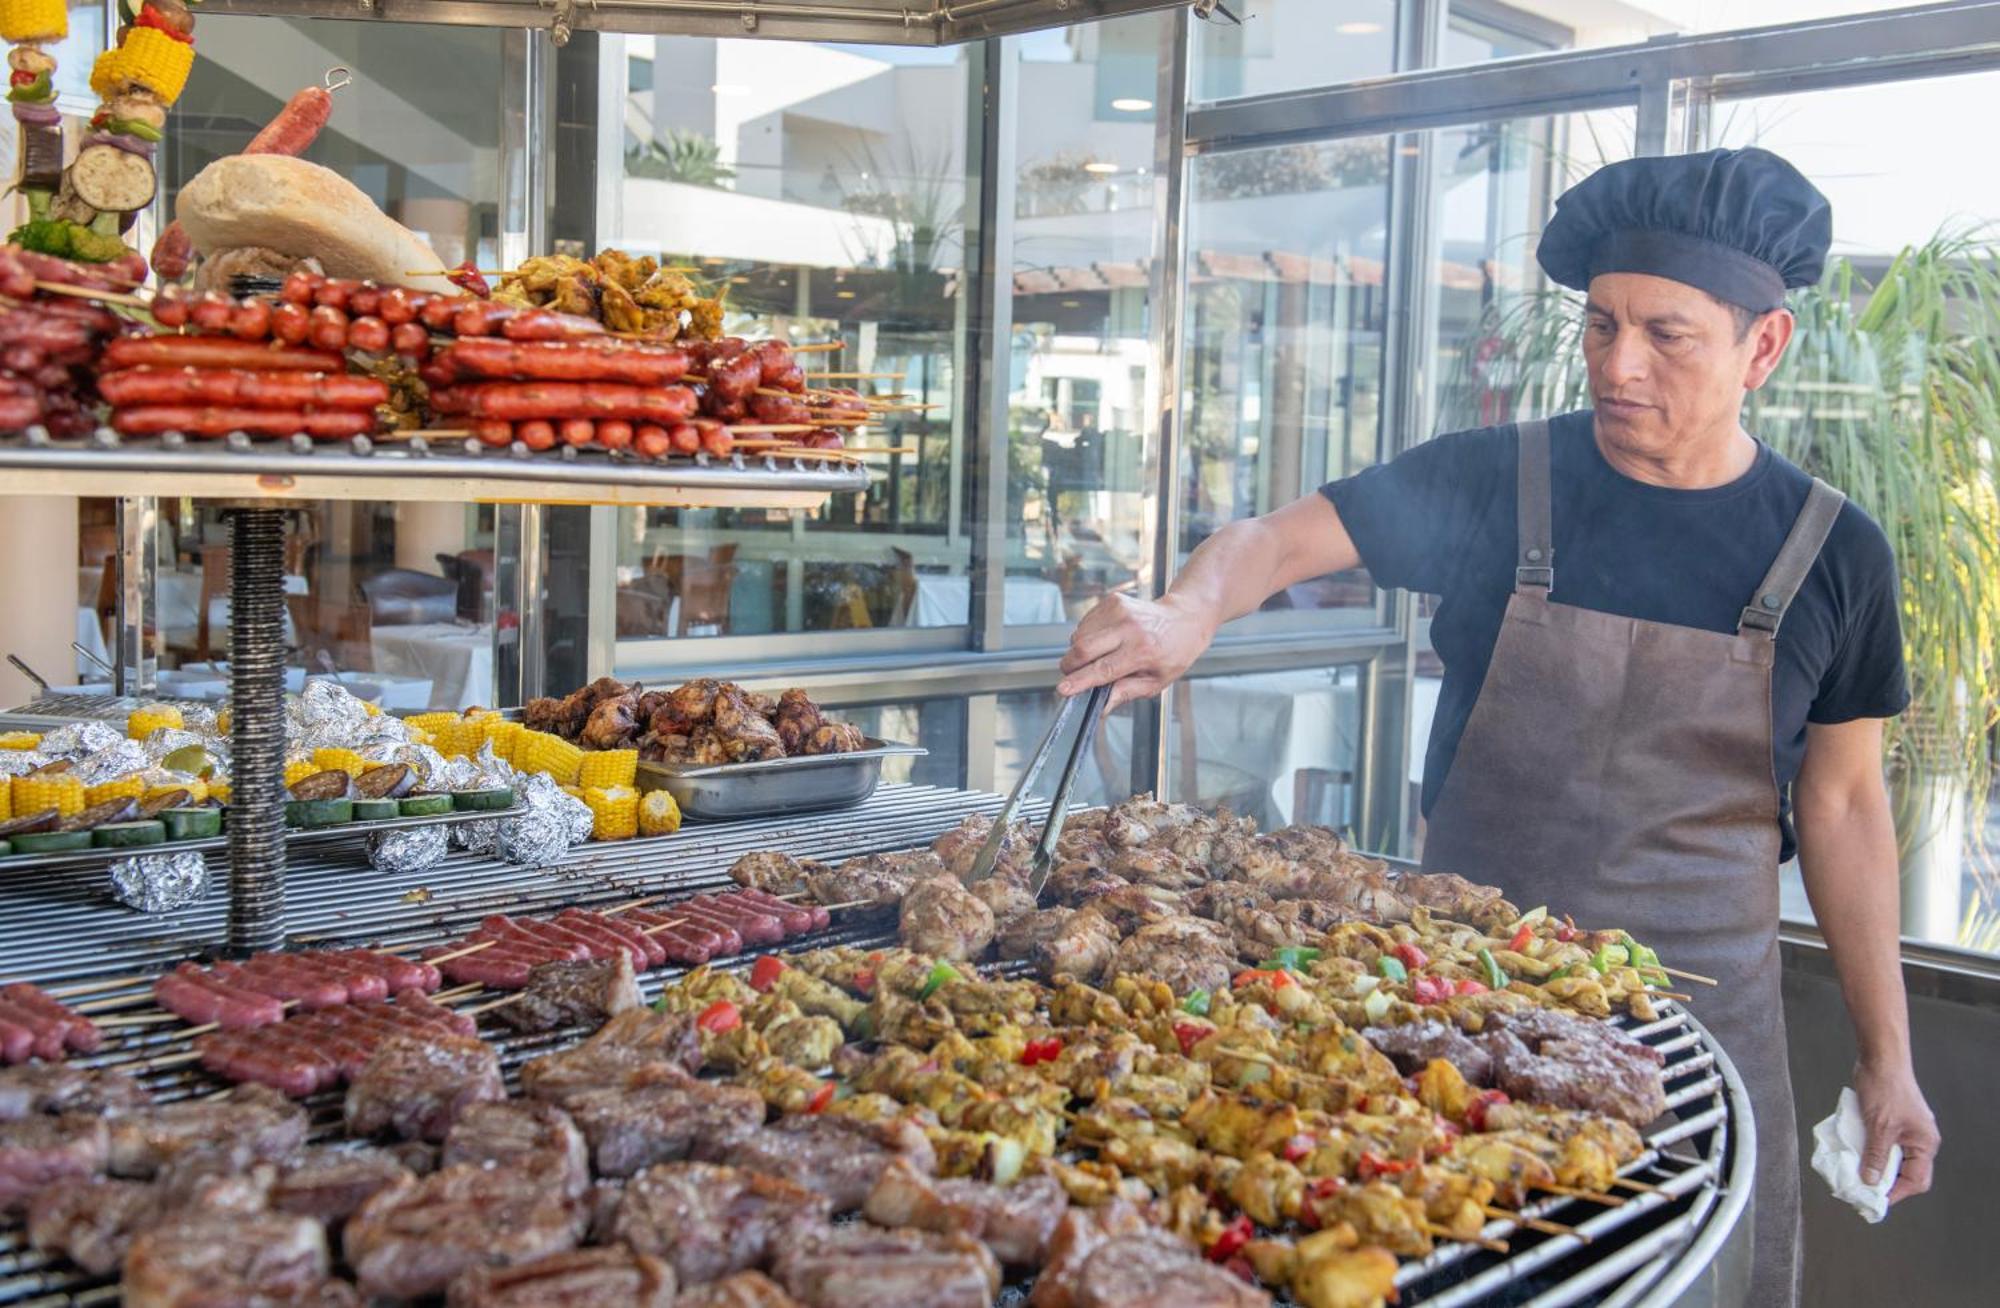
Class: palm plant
1445,228,2000,924
626,130,735,188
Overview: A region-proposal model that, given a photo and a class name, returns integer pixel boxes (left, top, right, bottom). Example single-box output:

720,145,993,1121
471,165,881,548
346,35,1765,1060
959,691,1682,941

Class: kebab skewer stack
0,247,139,435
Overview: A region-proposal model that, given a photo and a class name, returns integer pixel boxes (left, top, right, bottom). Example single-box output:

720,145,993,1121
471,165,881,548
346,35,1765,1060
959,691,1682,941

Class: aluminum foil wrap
518,770,592,843
139,727,205,764
108,851,209,913
368,823,450,875
74,740,150,785
38,720,122,760
494,806,572,867
0,750,51,779
370,742,451,790
178,704,220,736
287,680,373,752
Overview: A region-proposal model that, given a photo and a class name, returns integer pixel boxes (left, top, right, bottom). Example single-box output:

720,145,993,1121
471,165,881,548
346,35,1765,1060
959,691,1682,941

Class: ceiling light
1083,161,1119,175
1335,21,1383,35
711,83,750,97
836,290,857,299
1060,299,1082,308
1110,97,1152,112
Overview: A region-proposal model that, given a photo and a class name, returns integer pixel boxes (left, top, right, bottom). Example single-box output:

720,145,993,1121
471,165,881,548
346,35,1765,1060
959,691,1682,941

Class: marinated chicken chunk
899,876,996,962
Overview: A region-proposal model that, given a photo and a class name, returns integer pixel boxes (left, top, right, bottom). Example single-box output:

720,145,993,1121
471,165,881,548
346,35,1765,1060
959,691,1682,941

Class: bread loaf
176,155,458,295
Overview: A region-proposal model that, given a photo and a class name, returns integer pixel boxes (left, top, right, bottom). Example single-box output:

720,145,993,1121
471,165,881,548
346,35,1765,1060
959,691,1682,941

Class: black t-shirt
1321,409,1908,861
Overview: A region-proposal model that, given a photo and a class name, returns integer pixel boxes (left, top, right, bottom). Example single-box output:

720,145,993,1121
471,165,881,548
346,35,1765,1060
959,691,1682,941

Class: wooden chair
78,523,118,571
160,545,233,667
286,593,375,673
889,548,918,626
675,557,737,637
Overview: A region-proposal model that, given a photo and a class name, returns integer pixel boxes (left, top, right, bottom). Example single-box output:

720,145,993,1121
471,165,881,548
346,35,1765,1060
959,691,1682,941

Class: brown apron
1421,418,1846,1308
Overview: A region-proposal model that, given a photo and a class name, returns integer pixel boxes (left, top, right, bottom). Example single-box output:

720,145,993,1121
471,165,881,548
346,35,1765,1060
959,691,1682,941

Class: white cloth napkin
1810,1086,1899,1224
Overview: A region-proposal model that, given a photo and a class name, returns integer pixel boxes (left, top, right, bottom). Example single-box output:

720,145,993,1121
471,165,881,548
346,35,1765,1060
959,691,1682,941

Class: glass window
1437,1,1933,69
610,37,974,654
1163,666,1366,833
994,691,1141,808
1707,76,2000,955
1180,137,1394,620
1192,0,1397,104
1005,16,1167,626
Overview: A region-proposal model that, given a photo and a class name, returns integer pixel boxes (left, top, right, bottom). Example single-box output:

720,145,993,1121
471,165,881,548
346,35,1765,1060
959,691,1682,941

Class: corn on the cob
90,27,195,104
0,0,68,44
583,786,638,841
482,720,525,763
215,709,231,736
515,731,584,785
433,720,486,759
283,759,319,789
0,781,11,823
404,711,462,734
312,748,369,777
578,748,638,790
209,780,232,805
638,789,682,837
406,727,435,747
127,705,185,740
13,774,83,819
0,731,41,750
465,707,502,723
85,775,148,807
146,779,207,805
362,702,382,717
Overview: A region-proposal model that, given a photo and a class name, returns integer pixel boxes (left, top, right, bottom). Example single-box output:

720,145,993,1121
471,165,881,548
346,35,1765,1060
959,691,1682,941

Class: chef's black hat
1536,148,1831,313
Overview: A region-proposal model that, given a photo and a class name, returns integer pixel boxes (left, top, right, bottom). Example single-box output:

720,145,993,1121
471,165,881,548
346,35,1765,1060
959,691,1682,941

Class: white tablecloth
370,624,495,710
909,575,1067,627
79,567,307,644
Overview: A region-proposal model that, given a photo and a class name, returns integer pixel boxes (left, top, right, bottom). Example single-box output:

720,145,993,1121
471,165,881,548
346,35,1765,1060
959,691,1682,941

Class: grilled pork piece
446,1246,677,1308
932,814,1034,882
1072,1229,1273,1307
0,1064,150,1121
496,955,642,1034
728,851,821,898
27,1177,153,1274
344,1164,587,1301
271,1146,415,1225
612,1160,830,1285
105,1084,305,1178
698,1112,936,1213
966,867,1038,933
558,1065,766,1177
770,1223,1000,1308
345,1034,504,1143
0,982,102,1060
1482,1008,1668,1126
863,1157,1068,1266
520,1040,696,1110
1026,1201,1152,1308
805,850,941,909
123,1210,341,1308
442,1100,591,1199
898,877,995,963
677,1272,805,1307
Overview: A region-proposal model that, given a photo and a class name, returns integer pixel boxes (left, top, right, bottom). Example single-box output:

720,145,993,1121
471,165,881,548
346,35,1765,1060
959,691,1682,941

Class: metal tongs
961,683,1112,900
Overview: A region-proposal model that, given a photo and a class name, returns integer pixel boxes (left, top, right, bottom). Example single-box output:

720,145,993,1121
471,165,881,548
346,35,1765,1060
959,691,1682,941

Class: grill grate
0,786,1748,1306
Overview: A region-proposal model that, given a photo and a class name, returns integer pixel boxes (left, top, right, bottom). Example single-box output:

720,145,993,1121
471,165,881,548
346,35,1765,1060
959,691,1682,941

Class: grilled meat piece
124,1210,336,1308
106,1084,305,1178
996,906,1076,960
1081,884,1184,935
714,686,787,763
729,851,824,897
1032,910,1119,984
932,814,1034,882
563,1070,768,1177
698,1112,936,1213
771,1223,1001,1308
496,954,642,1034
442,1101,591,1199
806,850,941,909
271,1146,414,1225
773,688,825,754
447,1246,677,1308
678,1272,805,1307
1482,1009,1667,1126
520,1038,698,1110
27,1176,152,1274
1108,918,1236,997
1107,846,1207,892
899,876,996,963
1070,1229,1271,1308
1041,859,1129,907
580,690,641,750
967,868,1038,932
612,1160,831,1285
862,1157,1068,1266
0,1064,149,1121
1362,1019,1497,1084
344,1164,587,1301
800,721,865,755
345,1034,504,1143
661,677,726,732
1027,1200,1153,1308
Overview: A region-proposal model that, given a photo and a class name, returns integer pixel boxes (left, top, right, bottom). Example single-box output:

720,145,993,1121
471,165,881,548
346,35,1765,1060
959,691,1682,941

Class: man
1057,148,1938,1306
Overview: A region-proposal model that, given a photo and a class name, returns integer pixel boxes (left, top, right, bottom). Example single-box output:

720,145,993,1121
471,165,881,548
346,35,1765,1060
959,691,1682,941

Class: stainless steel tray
636,739,926,820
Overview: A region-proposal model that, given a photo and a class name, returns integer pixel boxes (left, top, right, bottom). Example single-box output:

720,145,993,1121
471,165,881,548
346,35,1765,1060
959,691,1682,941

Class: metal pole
225,507,287,954
114,496,156,697
964,36,1019,656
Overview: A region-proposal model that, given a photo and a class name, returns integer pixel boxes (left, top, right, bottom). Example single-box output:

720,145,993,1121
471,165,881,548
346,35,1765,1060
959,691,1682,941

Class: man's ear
1742,308,1795,392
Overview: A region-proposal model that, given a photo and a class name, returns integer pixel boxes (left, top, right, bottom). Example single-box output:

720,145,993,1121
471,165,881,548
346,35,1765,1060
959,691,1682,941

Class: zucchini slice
160,807,222,841
94,821,166,849
451,787,515,812
286,797,354,829
11,830,93,854
352,798,401,822
399,794,453,817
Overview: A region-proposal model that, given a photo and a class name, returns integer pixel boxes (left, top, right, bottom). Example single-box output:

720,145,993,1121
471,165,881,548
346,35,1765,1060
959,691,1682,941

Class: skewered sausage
432,338,688,386
98,369,389,409
271,302,310,346
427,382,697,424
347,316,390,354
110,407,377,439
390,322,430,360
471,420,513,447
228,300,273,342
500,310,606,341
516,420,557,451
347,285,383,318
708,349,762,401
558,419,594,448
420,295,464,330
378,287,422,325
280,271,323,305
149,288,190,328
596,420,633,452
103,338,344,372
633,424,670,459
308,305,348,352
665,423,699,456
692,418,734,458
189,294,235,333
313,280,351,312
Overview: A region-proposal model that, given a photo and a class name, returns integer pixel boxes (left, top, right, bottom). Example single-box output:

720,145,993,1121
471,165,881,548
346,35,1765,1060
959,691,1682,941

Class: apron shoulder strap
1739,477,1846,636
1515,418,1554,593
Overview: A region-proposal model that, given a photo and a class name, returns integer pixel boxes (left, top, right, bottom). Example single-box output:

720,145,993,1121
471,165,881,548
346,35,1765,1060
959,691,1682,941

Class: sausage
558,418,594,448
247,82,335,154
666,423,699,456
378,287,421,325
271,301,310,346
228,300,273,342
420,295,465,330
189,294,237,334
103,337,344,372
0,310,91,352
1,345,42,375
98,369,389,409
662,900,756,952
427,382,697,423
197,1031,329,1099
730,886,828,933
433,338,688,385
515,419,556,451
111,407,377,439
471,420,513,447
0,983,102,1055
340,950,440,995
149,288,190,328
703,394,748,424
596,420,632,452
347,315,390,354
452,301,509,337
228,959,348,1011
391,321,430,360
280,271,322,305
555,909,667,970
537,912,646,968
709,349,762,401
149,223,196,282
769,362,806,393
698,422,734,459
748,391,808,425
499,310,606,341
154,962,286,1029
312,280,352,312
0,395,42,429
634,424,671,460
687,894,786,947
624,909,722,965
308,304,348,351
347,285,382,318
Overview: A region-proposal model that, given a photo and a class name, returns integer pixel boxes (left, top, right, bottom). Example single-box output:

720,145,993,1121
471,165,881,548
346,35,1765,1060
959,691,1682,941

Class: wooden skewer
76,992,156,1014
1542,1184,1625,1207
133,1049,202,1071
790,341,843,353
35,280,151,310
729,427,821,437
91,1011,181,1028
1483,1206,1589,1241
427,939,500,966
406,428,474,440
815,898,883,913
1646,964,1718,987
1643,988,1693,1002
602,895,664,916
1609,1176,1664,1194
639,919,687,936
435,983,485,1003
49,974,155,1000
1427,1223,1508,1253
466,993,524,1016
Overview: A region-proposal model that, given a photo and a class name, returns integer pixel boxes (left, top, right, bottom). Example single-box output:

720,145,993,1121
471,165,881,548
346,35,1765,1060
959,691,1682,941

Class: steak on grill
770,1223,1001,1308
105,1084,306,1178
611,1160,830,1286
345,1034,504,1143
862,1157,1068,1266
26,1176,152,1275
697,1112,935,1213
677,1272,805,1307
495,954,642,1034
0,1115,107,1212
271,1145,416,1225
0,1064,150,1121
123,1210,339,1308
563,1069,767,1178
446,1246,677,1308
343,1163,587,1301
442,1100,590,1199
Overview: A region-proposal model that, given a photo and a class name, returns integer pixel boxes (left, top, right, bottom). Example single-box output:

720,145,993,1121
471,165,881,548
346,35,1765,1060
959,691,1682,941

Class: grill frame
0,785,1750,1307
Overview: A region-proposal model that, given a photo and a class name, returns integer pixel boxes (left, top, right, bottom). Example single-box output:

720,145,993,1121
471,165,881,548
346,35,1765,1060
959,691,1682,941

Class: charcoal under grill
0,784,1752,1307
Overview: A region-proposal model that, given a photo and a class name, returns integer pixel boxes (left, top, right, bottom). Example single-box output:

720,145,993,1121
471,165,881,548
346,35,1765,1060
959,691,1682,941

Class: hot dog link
98,369,389,409
427,382,697,423
103,338,346,372
110,407,377,439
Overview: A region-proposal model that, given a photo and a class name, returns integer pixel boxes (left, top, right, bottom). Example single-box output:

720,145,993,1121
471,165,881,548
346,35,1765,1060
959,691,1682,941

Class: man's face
1581,272,1792,459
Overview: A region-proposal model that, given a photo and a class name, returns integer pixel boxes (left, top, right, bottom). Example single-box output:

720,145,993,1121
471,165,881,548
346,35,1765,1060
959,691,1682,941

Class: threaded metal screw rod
227,507,287,953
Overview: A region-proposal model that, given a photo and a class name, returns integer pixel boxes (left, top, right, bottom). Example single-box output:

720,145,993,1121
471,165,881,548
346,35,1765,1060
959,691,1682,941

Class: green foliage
625,130,734,188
